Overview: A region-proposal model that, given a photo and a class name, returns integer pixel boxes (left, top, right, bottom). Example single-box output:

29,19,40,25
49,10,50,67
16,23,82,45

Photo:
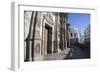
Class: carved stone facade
24,11,69,61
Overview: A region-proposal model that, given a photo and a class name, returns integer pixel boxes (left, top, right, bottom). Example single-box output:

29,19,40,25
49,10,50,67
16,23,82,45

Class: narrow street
64,46,90,59
42,45,90,61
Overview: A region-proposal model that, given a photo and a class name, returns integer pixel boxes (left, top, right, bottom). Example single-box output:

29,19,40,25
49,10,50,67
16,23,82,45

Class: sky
68,13,90,33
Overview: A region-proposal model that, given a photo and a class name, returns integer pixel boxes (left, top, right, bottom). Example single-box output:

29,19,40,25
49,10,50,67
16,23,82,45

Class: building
68,27,78,46
84,24,90,43
24,11,69,61
78,31,85,44
84,24,90,48
66,22,71,48
83,24,90,56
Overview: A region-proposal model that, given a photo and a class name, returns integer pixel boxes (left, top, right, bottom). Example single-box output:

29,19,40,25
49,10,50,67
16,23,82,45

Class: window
71,33,73,37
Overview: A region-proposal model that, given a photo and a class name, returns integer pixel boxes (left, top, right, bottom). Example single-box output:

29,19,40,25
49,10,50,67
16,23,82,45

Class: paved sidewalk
34,46,89,61
43,48,71,60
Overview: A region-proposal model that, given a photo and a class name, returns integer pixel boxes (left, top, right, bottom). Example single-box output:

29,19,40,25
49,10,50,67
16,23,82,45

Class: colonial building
24,11,69,61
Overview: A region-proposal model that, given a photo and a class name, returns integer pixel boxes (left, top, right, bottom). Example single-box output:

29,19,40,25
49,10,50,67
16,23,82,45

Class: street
64,46,90,59
42,46,90,61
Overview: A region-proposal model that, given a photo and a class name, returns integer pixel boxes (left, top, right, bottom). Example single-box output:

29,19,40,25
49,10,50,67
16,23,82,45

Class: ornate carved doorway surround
41,19,54,56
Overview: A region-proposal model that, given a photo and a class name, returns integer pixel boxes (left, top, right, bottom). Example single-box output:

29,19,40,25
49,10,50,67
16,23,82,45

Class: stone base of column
24,57,32,62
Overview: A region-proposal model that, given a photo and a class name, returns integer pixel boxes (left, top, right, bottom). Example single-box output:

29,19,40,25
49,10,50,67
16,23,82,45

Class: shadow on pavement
64,46,90,59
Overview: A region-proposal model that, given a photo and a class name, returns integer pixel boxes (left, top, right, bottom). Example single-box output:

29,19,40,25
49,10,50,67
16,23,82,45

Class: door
44,25,52,55
44,27,48,55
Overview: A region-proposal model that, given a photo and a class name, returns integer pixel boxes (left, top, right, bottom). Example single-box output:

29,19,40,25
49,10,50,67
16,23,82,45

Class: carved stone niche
44,12,54,25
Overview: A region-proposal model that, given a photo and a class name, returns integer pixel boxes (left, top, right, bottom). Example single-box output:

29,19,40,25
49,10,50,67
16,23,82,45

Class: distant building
78,31,84,44
24,11,70,61
84,24,90,43
68,26,78,46
84,24,90,56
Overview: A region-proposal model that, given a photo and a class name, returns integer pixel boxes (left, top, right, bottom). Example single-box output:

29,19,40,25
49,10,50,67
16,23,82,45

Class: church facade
24,11,70,61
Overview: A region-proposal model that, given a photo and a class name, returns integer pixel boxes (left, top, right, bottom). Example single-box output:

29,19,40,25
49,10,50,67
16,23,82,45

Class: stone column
24,12,34,61
54,13,58,53
57,13,60,53
64,14,67,50
31,12,38,61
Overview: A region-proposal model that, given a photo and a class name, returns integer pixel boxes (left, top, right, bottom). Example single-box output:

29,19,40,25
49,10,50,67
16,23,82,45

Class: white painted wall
0,0,100,73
